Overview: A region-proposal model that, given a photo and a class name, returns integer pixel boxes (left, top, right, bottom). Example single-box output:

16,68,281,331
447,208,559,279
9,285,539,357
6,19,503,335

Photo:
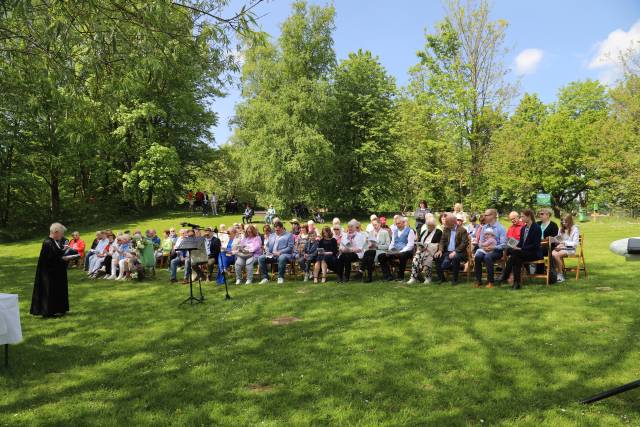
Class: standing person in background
202,191,210,216
195,190,204,211
31,223,73,317
414,200,430,235
211,192,218,216
187,190,194,212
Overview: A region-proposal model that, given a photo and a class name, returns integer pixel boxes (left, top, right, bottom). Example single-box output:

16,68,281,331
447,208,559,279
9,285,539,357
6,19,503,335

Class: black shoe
337,276,343,283
384,276,394,282
364,277,373,283
511,283,521,290
451,280,458,286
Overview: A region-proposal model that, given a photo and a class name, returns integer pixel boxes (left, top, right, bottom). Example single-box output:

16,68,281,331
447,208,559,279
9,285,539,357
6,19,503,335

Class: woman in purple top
233,225,262,285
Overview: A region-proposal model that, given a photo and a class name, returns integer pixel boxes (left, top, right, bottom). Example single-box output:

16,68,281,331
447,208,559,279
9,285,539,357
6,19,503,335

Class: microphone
609,237,640,261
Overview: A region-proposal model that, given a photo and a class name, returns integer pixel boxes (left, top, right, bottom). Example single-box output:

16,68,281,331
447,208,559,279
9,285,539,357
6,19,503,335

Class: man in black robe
30,222,71,317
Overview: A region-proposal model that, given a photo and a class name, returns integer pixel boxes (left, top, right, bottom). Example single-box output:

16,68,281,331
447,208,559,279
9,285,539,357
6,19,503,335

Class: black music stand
176,237,205,306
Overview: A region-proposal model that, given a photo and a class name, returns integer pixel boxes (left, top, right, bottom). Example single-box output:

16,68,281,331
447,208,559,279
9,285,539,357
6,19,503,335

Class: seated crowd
69,203,580,289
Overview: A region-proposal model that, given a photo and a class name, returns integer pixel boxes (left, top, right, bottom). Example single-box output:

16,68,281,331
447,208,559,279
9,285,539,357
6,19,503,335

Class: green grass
2,212,640,426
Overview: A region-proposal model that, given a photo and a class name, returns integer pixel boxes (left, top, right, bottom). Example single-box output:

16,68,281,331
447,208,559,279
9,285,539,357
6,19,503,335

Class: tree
231,1,336,212
123,143,181,207
411,0,516,202
329,50,397,213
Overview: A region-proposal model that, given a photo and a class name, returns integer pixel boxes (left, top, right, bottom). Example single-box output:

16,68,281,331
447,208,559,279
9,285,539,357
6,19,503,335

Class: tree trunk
50,173,61,220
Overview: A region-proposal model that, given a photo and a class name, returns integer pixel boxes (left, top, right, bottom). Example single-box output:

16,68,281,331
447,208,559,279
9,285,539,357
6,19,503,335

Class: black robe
30,237,69,316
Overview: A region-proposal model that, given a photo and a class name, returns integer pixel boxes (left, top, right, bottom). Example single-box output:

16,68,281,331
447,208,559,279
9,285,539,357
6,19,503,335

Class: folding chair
522,237,551,286
563,234,588,280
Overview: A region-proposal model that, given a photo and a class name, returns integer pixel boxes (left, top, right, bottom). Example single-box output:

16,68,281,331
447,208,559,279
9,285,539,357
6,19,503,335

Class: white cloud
588,19,640,84
515,48,544,75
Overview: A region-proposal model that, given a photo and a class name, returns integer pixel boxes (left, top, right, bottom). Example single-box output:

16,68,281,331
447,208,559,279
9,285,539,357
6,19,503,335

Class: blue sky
210,0,640,145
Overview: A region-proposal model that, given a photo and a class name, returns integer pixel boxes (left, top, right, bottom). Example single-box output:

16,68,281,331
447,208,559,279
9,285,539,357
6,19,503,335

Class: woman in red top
69,231,86,257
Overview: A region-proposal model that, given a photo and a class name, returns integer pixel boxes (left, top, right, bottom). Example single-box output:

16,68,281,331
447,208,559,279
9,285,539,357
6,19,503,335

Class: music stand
175,237,205,306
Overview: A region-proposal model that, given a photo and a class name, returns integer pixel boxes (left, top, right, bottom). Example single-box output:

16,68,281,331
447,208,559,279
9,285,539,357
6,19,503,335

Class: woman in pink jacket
233,225,262,285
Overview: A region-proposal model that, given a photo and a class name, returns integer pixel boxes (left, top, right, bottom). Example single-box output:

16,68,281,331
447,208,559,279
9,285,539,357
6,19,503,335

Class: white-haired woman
30,223,71,317
362,218,390,282
337,219,366,282
407,218,442,284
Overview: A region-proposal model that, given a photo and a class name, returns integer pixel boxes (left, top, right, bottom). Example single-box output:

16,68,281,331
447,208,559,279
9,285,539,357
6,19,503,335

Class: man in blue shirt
435,214,469,285
258,221,294,284
474,208,507,288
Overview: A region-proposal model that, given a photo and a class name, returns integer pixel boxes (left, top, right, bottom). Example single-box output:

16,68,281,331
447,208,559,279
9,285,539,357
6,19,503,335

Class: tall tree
411,0,516,202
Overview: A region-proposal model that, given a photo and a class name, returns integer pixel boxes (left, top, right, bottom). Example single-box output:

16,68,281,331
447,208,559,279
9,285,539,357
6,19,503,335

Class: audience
76,202,580,288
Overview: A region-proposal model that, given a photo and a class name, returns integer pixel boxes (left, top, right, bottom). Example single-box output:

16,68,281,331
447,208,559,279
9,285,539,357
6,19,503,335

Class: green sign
536,193,551,206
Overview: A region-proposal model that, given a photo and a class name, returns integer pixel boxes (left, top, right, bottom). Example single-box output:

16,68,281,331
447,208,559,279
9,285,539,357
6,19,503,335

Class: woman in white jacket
551,214,580,283
361,218,390,282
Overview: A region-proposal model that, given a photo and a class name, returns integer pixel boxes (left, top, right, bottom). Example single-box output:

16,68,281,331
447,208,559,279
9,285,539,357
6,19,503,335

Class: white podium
0,293,22,367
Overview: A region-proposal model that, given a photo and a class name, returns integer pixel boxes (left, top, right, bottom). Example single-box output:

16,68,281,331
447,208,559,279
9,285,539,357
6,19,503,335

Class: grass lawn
1,211,640,426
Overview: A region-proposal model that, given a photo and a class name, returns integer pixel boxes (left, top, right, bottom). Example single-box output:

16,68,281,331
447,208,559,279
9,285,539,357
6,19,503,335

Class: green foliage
123,143,181,207
0,0,259,235
329,50,398,212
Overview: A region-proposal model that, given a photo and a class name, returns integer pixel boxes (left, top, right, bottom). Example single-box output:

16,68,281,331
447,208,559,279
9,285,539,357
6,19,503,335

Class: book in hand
550,235,564,244
317,248,325,256
507,237,519,249
62,254,81,261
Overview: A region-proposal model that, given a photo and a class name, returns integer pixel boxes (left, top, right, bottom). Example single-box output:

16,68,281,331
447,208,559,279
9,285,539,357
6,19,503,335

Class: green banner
536,193,551,206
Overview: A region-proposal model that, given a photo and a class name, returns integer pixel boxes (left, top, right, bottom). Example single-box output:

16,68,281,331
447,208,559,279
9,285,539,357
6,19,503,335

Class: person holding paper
30,223,72,317
498,209,542,290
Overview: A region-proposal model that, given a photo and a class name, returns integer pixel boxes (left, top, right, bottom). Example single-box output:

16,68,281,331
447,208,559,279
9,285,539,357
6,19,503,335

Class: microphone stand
581,379,640,404
179,249,204,306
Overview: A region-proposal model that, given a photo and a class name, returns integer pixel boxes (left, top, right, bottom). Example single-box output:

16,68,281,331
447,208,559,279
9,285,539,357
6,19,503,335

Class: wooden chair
563,234,588,280
522,237,552,286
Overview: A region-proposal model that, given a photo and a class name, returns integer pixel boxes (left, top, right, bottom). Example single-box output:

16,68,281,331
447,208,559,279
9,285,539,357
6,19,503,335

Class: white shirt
389,226,416,253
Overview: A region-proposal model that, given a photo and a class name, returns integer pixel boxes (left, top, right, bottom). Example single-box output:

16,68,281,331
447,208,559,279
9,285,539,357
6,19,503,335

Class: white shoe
407,277,417,284
235,279,241,285
259,278,269,285
557,274,565,283
424,277,431,284
245,280,252,285
303,274,309,282
107,274,117,280
277,278,284,284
